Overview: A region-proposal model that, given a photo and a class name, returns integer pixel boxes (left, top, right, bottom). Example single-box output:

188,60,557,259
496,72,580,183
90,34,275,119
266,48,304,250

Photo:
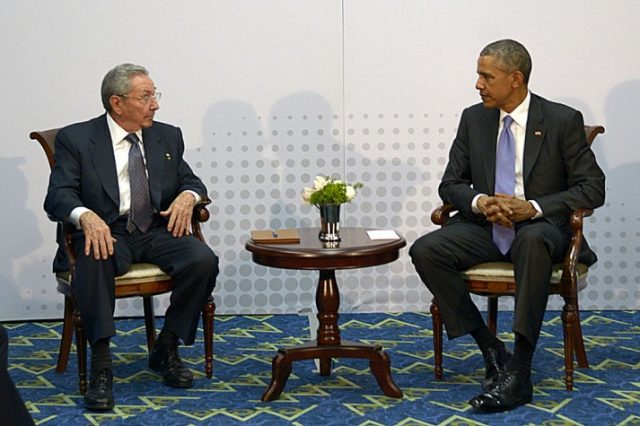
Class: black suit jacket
44,114,207,270
439,94,605,262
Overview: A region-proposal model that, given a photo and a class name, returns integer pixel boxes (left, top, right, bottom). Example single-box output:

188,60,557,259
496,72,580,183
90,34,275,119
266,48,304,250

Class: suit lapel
142,126,165,210
523,94,546,184
89,116,120,208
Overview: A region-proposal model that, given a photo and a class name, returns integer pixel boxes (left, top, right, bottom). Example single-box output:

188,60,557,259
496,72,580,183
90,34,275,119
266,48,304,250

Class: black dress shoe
84,368,114,411
469,370,532,412
482,346,512,391
149,344,193,388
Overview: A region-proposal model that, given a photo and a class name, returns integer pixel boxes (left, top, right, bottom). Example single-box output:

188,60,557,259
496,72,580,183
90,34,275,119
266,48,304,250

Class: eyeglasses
120,90,162,105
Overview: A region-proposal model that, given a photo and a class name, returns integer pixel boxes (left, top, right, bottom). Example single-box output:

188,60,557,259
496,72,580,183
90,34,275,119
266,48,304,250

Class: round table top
245,227,407,270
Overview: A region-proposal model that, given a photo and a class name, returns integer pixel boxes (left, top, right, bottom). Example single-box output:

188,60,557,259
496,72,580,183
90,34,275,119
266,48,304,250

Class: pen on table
272,230,278,238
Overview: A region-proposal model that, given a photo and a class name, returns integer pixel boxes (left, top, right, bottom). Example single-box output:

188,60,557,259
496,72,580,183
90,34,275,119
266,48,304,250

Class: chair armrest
62,221,78,275
193,201,211,222
560,208,589,296
431,204,457,226
191,199,212,242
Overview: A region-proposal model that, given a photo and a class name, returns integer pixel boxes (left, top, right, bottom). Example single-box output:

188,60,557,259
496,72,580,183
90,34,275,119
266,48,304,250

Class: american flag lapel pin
534,130,543,136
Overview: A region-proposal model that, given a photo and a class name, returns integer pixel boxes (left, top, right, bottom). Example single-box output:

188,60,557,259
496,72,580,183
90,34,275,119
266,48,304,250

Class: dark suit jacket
44,114,207,270
439,93,605,263
0,325,34,425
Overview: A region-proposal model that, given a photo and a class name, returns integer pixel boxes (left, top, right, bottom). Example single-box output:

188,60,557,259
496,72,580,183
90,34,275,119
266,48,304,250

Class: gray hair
100,63,149,111
480,39,532,84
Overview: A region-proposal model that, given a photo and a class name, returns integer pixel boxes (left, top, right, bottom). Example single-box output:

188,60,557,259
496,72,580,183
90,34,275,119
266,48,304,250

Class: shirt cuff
69,207,91,229
185,190,201,204
471,193,487,214
528,200,543,219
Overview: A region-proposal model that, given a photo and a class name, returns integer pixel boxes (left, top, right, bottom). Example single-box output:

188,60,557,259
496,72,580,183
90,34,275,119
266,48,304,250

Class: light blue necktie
492,115,516,254
126,133,154,233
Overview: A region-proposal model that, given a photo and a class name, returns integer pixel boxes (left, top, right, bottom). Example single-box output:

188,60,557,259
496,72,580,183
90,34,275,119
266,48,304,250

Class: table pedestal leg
261,269,403,402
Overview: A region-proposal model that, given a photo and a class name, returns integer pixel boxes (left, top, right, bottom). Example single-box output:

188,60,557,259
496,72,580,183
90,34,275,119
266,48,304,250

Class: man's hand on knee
160,191,196,238
79,211,116,260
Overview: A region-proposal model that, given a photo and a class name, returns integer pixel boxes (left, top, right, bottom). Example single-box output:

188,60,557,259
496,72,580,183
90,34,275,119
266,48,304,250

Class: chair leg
142,296,156,352
561,302,578,391
430,299,443,380
487,296,498,335
74,307,88,395
572,305,589,369
56,296,74,373
203,295,215,378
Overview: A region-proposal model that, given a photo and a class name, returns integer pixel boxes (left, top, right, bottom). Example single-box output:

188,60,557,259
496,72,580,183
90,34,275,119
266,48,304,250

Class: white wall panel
1,0,638,320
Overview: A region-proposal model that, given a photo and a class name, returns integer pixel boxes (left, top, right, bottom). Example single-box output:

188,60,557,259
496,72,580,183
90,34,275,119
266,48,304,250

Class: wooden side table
245,227,407,401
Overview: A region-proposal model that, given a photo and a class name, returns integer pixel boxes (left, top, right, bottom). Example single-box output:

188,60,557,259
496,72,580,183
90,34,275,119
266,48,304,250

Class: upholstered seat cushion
55,263,171,285
461,262,589,291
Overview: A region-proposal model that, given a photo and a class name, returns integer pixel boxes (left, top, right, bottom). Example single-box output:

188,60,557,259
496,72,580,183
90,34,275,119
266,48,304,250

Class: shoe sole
85,401,114,411
164,378,193,388
471,395,533,412
150,364,194,388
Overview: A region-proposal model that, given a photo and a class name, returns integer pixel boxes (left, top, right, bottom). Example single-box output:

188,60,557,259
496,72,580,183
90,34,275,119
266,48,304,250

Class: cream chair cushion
55,263,171,285
461,262,589,291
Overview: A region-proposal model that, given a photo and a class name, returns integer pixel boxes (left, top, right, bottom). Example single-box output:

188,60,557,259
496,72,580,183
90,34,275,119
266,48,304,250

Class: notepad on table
251,229,300,244
367,229,400,240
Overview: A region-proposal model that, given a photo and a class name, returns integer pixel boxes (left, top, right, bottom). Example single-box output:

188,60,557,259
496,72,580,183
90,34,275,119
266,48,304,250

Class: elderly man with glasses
44,63,219,411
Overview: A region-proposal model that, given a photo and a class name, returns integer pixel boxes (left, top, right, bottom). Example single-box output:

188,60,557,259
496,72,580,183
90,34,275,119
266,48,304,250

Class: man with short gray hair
45,63,219,411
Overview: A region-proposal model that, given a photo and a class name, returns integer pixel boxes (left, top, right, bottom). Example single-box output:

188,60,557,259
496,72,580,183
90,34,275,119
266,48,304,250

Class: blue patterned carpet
5,310,640,425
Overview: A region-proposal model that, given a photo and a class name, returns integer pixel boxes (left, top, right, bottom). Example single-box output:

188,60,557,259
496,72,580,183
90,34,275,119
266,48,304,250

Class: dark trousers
71,216,219,346
409,219,569,346
0,325,35,426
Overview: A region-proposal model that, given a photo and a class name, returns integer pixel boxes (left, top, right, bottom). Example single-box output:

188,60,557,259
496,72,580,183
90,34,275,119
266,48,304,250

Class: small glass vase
318,204,341,242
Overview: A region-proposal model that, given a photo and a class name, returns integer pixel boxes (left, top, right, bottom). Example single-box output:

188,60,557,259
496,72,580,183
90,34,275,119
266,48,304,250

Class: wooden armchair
430,125,604,391
30,128,215,394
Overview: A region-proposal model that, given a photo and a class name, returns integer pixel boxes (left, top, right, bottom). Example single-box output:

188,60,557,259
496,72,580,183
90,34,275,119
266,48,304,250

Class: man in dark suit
44,64,219,411
409,40,605,412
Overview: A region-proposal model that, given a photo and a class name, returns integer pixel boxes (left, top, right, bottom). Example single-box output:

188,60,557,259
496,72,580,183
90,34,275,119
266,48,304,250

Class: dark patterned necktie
492,115,516,254
126,133,153,233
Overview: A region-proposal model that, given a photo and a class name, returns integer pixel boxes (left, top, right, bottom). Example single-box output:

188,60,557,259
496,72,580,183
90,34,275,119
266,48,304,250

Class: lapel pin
534,130,543,136
165,153,172,160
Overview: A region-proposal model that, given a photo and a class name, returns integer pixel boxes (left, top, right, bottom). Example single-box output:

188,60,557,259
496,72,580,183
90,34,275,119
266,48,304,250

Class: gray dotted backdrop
17,107,637,317
186,105,633,315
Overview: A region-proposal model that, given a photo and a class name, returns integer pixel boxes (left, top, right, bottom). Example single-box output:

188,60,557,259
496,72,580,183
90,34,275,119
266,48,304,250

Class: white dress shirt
69,113,199,226
472,91,543,217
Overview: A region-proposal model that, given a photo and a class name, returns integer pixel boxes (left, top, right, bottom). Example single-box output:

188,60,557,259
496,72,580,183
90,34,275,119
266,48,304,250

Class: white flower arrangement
302,175,363,206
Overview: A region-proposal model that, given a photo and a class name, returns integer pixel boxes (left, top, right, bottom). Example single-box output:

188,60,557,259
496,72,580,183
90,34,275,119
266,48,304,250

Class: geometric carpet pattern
5,310,640,425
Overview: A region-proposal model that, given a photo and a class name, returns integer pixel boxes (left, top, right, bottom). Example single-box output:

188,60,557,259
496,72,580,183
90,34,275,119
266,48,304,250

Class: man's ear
109,95,123,115
511,70,525,88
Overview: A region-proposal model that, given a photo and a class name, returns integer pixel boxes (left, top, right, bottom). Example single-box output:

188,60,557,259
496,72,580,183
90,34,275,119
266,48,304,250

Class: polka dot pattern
192,110,629,314
25,110,633,316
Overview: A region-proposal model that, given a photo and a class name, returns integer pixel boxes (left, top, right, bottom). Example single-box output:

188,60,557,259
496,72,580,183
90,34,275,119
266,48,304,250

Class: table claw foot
261,350,293,401
370,347,403,398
